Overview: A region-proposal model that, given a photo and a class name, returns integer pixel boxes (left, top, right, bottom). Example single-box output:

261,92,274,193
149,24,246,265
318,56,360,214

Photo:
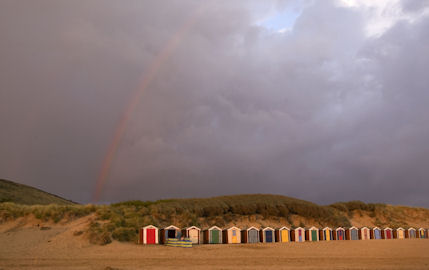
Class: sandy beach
1,221,428,270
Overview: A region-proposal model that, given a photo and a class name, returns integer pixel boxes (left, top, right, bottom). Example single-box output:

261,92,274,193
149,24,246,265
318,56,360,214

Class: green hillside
0,179,75,205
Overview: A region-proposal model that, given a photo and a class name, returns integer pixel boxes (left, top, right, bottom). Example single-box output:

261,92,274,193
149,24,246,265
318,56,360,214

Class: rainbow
93,4,209,202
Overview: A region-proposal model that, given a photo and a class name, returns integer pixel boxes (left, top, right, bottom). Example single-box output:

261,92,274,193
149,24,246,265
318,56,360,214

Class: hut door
338,231,343,240
232,230,237,243
375,230,381,239
298,230,302,242
265,231,273,242
324,230,330,241
352,230,358,240
189,229,199,244
168,230,176,239
147,229,156,244
281,230,289,242
311,230,317,241
249,229,258,243
211,230,219,244
386,230,392,239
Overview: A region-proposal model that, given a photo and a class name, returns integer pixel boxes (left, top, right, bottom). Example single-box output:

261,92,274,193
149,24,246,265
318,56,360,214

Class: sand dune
1,217,429,270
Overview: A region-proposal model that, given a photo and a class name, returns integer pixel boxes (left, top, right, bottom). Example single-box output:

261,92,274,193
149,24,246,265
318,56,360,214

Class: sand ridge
1,219,429,270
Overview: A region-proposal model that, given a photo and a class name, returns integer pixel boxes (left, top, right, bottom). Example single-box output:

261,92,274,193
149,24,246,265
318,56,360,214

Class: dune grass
2,194,428,245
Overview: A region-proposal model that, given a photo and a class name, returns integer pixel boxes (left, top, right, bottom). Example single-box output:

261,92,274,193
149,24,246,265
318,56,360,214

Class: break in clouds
1,0,429,206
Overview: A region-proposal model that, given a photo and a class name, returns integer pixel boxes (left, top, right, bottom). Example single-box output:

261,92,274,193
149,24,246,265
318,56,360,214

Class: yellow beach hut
319,227,332,241
275,227,290,243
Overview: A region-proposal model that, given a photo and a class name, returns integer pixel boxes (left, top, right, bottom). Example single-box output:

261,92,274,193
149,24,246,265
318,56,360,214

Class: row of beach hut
138,225,429,245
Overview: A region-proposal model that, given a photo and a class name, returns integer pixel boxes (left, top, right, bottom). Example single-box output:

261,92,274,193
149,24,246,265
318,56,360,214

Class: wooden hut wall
334,228,345,240
405,228,416,239
320,228,332,241
370,228,382,239
260,228,275,243
382,228,393,239
223,227,241,244
306,227,319,241
275,228,290,243
206,227,222,244
359,227,370,240
160,226,180,244
246,228,259,243
394,228,405,239
291,228,305,242
183,226,200,244
346,227,359,240
140,225,158,244
418,228,427,239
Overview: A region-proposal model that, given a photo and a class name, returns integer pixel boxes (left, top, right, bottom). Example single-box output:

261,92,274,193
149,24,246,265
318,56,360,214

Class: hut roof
293,227,305,231
226,226,241,231
185,226,201,231
278,226,290,231
307,226,319,230
322,227,332,230
396,227,405,231
244,226,260,231
164,225,180,230
408,227,416,231
335,227,345,231
143,225,158,229
384,227,393,230
262,227,275,231
205,226,222,231
360,226,369,230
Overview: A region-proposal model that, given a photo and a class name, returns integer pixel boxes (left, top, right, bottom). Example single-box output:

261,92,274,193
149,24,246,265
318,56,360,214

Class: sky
1,0,429,206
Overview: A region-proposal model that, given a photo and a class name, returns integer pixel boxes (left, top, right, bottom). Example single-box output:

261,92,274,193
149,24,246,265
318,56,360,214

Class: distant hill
0,179,76,205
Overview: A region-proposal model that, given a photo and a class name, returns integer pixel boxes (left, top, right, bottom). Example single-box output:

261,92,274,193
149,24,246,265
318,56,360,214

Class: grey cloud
1,0,429,206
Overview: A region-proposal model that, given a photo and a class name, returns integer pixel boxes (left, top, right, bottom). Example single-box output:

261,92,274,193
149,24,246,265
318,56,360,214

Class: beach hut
275,227,290,243
359,227,370,240
291,227,306,242
182,226,201,244
370,227,382,239
346,226,359,240
222,226,241,244
418,228,427,239
305,227,319,242
333,227,345,240
394,228,405,239
160,225,181,244
241,226,260,243
405,228,417,239
319,227,333,241
139,225,159,244
260,227,275,243
382,227,393,239
203,226,222,244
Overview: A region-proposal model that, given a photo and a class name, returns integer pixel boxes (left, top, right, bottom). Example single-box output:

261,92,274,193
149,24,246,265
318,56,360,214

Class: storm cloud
1,0,429,206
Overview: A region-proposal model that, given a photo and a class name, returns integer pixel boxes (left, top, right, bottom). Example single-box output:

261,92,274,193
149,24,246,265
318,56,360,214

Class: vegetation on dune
0,203,97,222
1,192,428,245
0,179,75,205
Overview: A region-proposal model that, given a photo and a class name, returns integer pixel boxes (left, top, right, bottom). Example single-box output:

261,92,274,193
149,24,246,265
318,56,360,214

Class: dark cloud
1,0,428,206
